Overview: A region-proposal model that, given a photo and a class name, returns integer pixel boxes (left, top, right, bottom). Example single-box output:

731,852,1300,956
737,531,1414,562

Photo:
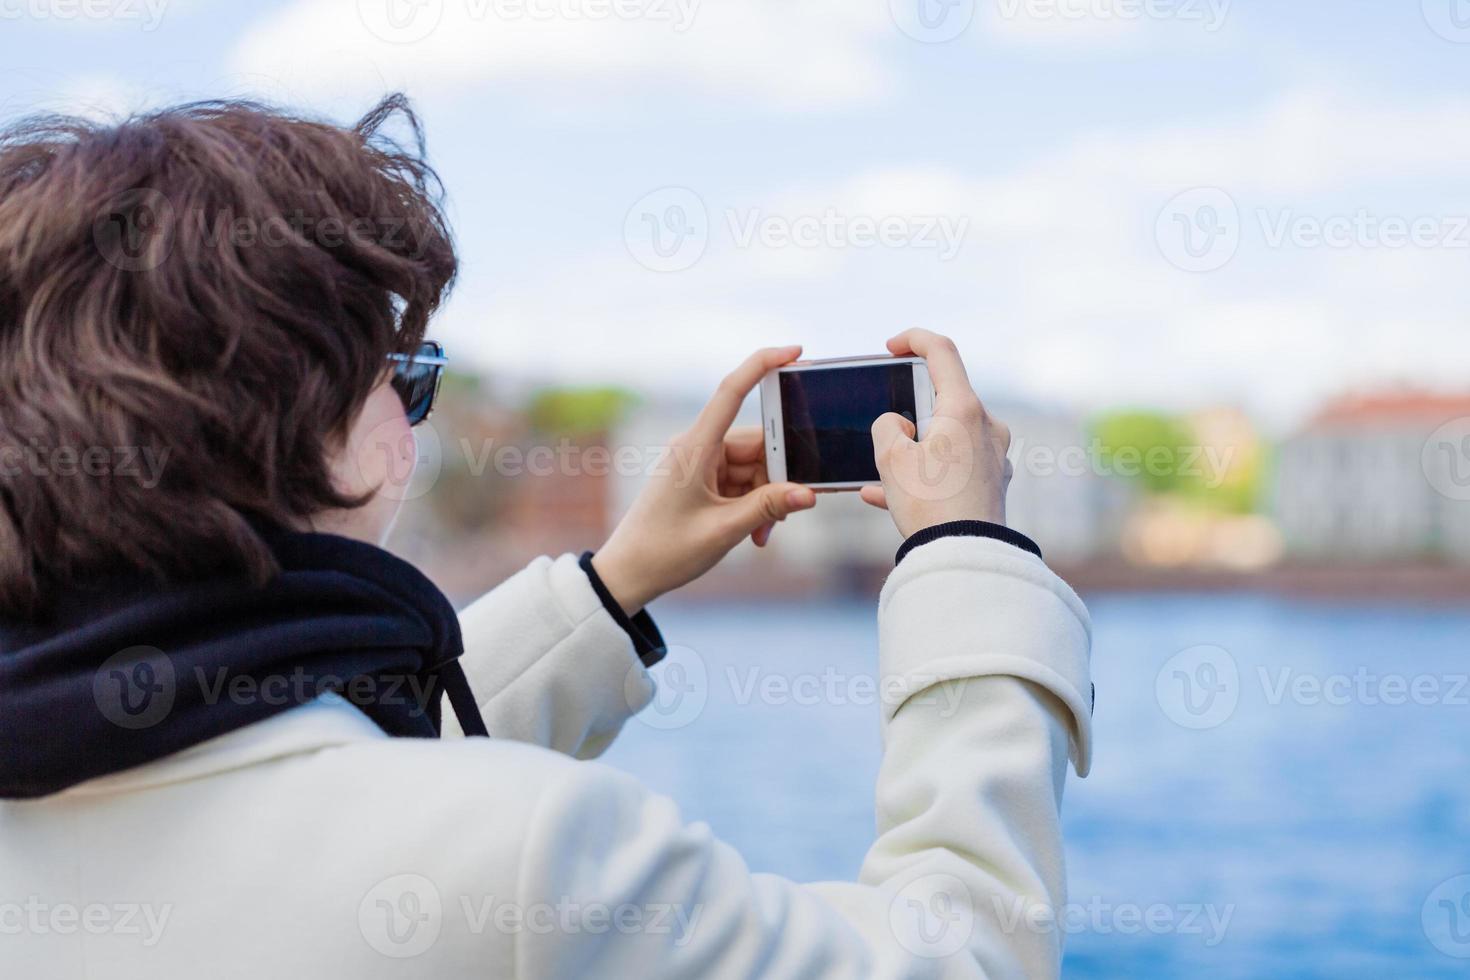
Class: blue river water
600,593,1470,978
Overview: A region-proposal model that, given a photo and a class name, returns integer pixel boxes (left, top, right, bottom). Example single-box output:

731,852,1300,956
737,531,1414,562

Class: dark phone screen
779,364,917,484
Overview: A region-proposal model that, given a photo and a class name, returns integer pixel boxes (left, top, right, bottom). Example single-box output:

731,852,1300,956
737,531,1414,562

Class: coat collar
53,694,386,800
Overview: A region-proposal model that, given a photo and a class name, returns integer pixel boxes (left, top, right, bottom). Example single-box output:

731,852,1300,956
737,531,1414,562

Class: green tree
527,386,639,438
1091,410,1194,496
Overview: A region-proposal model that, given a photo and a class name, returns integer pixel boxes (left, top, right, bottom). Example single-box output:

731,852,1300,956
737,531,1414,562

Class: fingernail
787,489,814,508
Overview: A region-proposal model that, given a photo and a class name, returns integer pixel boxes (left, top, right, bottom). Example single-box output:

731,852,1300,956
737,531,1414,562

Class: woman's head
0,94,457,616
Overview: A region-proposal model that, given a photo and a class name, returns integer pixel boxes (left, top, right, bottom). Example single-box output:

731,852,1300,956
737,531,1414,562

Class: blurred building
994,402,1127,565
1116,406,1283,571
1274,392,1470,563
393,377,1470,601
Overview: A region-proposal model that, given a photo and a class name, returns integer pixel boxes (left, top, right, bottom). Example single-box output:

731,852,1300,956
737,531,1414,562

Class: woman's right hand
590,346,817,615
859,329,1014,539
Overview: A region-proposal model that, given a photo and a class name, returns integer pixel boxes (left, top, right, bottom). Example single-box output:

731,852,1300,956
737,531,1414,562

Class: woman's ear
314,380,416,545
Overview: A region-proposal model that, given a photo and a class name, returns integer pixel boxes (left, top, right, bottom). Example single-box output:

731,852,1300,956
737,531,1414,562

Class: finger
871,413,917,485
886,329,972,399
858,484,888,510
692,345,801,444
724,482,815,540
871,412,917,466
751,522,774,548
723,426,766,465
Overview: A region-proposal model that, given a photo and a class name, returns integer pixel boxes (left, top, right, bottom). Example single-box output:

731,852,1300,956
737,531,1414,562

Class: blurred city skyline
3,1,1470,430
382,365,1470,610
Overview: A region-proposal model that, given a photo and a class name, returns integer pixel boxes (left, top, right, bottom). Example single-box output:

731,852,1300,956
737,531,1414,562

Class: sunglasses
386,341,447,427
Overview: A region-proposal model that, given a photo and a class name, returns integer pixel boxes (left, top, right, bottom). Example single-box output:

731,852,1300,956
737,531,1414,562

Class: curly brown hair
0,94,458,616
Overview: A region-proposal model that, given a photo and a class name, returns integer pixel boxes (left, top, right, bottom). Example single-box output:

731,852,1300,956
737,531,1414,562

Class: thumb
727,482,816,537
871,412,917,470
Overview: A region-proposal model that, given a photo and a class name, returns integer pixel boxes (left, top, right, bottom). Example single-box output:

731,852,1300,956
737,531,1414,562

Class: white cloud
229,0,895,110
47,73,151,119
1068,88,1470,193
0,71,163,122
432,85,1470,426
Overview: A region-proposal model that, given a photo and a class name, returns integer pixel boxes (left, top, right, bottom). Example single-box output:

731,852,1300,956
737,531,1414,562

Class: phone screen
779,363,917,484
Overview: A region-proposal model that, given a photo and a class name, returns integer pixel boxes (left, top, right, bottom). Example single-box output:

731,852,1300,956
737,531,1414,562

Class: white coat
0,536,1092,979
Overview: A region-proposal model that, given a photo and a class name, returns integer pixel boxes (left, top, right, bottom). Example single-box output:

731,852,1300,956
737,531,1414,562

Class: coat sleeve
441,554,655,758
510,537,1094,979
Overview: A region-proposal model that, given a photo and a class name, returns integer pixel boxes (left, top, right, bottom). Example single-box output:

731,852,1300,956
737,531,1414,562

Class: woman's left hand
590,346,817,614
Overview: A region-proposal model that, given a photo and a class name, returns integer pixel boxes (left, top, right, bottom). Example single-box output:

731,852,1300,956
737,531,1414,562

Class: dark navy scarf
0,531,488,800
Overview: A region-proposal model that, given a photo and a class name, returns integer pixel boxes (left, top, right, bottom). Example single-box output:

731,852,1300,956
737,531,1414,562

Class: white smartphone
759,355,935,490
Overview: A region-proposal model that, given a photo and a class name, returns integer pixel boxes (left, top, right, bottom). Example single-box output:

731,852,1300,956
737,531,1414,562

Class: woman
0,96,1093,978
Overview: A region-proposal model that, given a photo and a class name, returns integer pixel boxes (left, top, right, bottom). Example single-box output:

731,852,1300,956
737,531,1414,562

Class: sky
3,0,1470,431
